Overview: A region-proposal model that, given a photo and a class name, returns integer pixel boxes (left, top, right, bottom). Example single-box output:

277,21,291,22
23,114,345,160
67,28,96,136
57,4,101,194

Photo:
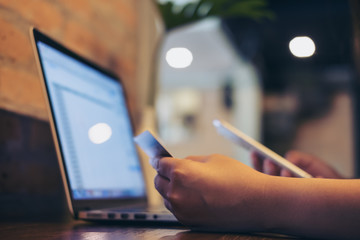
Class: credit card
134,130,172,169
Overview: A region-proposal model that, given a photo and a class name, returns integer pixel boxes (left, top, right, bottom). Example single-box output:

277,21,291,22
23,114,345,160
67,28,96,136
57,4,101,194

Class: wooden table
0,219,294,240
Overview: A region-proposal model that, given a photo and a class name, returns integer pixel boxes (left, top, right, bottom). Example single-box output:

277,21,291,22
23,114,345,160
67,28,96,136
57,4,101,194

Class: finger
163,198,173,212
154,174,170,199
185,155,208,162
285,150,310,168
280,168,294,177
263,159,281,176
285,151,310,171
251,151,264,172
149,156,161,169
157,157,182,179
285,151,301,163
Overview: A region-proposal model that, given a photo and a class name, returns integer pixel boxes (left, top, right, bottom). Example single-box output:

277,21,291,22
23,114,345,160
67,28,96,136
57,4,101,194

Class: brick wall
0,0,140,121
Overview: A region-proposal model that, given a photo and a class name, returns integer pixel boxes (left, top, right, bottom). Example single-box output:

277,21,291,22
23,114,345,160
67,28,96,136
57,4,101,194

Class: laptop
30,27,177,222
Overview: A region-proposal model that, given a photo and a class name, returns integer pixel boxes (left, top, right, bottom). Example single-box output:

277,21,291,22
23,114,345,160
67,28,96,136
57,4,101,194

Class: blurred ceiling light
166,47,193,68
289,36,316,58
158,0,198,5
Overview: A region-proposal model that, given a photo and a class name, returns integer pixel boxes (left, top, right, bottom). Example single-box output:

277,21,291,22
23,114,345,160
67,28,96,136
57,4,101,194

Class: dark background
223,0,357,173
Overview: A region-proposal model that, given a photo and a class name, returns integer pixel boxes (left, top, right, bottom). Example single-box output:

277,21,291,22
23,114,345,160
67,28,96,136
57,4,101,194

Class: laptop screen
36,40,146,200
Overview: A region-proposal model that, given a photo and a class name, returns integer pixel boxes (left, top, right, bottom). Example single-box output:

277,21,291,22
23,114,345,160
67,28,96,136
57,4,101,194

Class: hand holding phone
213,119,313,178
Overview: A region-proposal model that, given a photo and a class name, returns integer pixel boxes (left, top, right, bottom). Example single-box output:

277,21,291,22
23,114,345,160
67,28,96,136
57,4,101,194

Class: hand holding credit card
134,130,172,169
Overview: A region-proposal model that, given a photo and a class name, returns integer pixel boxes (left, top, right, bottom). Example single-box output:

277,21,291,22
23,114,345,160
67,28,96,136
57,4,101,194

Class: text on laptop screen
37,41,146,200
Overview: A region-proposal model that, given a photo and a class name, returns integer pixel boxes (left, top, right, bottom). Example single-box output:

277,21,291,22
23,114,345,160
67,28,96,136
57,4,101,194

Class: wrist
244,173,284,232
257,175,302,233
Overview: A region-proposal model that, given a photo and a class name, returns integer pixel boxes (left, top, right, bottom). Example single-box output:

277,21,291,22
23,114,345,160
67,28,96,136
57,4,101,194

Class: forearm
263,176,360,239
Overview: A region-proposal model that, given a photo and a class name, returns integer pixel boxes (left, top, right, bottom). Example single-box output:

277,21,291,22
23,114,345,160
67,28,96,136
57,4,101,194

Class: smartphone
213,119,312,178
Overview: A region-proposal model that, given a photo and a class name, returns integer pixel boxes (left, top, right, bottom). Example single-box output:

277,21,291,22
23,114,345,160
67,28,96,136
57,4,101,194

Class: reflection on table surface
0,220,297,240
